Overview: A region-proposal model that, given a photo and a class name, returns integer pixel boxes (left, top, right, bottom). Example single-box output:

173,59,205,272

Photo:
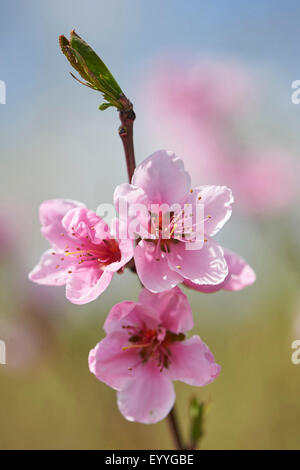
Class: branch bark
119,108,136,183
167,407,185,450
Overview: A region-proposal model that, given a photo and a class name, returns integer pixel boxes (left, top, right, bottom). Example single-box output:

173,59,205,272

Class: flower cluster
29,150,255,423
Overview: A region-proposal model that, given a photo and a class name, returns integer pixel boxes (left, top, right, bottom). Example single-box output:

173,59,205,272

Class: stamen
169,223,177,238
122,342,152,351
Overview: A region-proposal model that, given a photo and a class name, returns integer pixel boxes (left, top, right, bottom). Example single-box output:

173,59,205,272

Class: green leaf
59,30,133,112
189,397,205,445
69,30,123,96
66,46,121,108
98,102,114,111
59,35,91,83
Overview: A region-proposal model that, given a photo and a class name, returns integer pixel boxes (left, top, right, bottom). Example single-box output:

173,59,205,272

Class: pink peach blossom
141,59,252,181
222,150,298,215
142,59,298,215
183,249,256,293
89,287,220,424
29,199,133,304
143,59,250,125
114,150,233,292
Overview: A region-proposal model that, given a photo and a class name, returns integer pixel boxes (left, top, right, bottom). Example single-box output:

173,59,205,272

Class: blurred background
0,0,300,449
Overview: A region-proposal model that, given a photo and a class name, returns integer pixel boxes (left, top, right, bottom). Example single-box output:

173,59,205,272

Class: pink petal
114,184,149,239
39,199,86,250
193,185,233,237
183,248,255,293
62,207,110,245
132,150,191,205
183,277,229,293
39,199,86,227
104,301,159,334
105,218,134,271
104,301,135,333
169,336,221,386
167,238,228,285
28,249,74,286
117,363,175,424
88,331,138,391
134,240,183,293
105,238,134,272
138,287,193,333
222,249,256,291
66,268,113,304
114,183,148,215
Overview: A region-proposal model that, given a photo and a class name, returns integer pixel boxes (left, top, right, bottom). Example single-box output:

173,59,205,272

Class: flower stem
167,406,185,450
119,108,136,183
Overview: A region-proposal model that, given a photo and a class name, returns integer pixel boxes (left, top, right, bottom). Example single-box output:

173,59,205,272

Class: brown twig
167,407,185,450
119,108,136,183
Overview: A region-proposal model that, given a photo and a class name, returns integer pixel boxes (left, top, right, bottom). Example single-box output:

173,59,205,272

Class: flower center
148,210,179,241
64,238,121,268
122,324,185,371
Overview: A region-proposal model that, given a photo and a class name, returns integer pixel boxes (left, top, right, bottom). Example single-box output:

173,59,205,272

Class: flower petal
62,207,110,245
169,336,221,386
117,363,175,424
89,331,138,391
104,301,159,334
183,277,229,293
132,150,191,205
39,199,86,227
168,238,228,285
114,183,149,215
114,184,149,239
222,249,256,291
66,268,113,304
39,199,86,250
183,248,255,292
105,238,134,272
138,287,193,333
192,185,233,237
134,240,183,293
28,249,74,286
